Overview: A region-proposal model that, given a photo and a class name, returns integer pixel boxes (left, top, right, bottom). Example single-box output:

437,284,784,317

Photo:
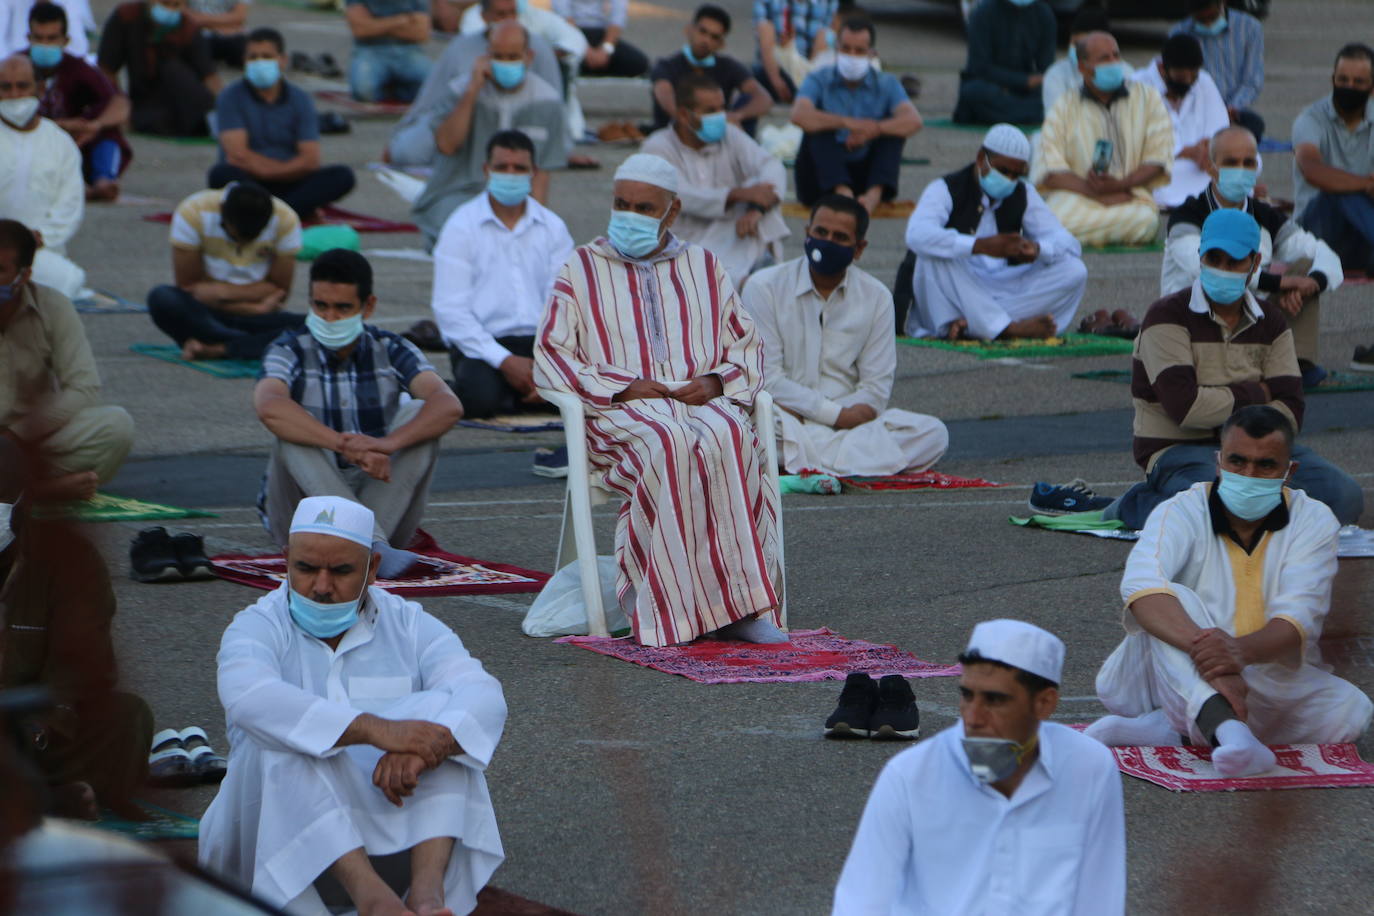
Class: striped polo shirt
1130,281,1304,470
169,188,302,285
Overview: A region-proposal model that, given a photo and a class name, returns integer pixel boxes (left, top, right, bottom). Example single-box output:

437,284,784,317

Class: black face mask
1332,85,1372,114
1165,78,1193,98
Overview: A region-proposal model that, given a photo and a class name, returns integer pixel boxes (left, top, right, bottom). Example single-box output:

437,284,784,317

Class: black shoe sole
871,724,920,741
176,563,217,581
823,722,872,739
130,565,187,583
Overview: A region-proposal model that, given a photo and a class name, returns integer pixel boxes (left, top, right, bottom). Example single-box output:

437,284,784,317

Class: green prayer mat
924,117,1040,132
93,802,199,840
39,492,216,522
1009,509,1139,540
783,156,930,167
130,343,262,378
1073,368,1374,394
897,332,1134,359
131,132,218,146
1083,241,1164,254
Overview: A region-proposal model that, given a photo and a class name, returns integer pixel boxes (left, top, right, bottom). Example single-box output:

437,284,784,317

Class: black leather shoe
130,527,181,582
172,533,214,580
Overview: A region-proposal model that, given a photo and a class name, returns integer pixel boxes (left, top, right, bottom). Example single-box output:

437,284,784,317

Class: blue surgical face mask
1195,13,1227,35
490,59,525,89
149,2,182,27
306,310,366,349
694,110,727,143
245,58,281,89
1093,61,1127,93
1067,45,1077,70
487,171,531,206
29,43,63,69
608,209,665,259
804,235,855,276
0,270,25,301
822,27,836,48
1200,264,1251,305
682,42,715,69
287,557,369,639
1216,167,1258,203
979,157,1020,201
1216,468,1286,521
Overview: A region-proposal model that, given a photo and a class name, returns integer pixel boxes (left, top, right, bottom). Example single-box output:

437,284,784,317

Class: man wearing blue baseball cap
1104,207,1362,530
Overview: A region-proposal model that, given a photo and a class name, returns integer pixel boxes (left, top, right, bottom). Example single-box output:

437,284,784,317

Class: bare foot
34,470,99,502
406,898,454,916
944,318,969,341
357,892,416,916
1000,315,1056,339
182,339,228,360
86,180,120,202
857,187,883,215
50,782,99,820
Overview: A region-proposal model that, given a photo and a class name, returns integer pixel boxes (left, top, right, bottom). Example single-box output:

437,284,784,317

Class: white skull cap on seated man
982,123,1031,161
614,153,681,193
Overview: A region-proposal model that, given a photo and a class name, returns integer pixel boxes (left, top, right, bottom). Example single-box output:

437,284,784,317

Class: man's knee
387,125,438,167
147,284,189,318
323,164,357,195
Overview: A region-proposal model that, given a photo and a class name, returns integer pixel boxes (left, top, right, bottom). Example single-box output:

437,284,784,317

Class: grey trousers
263,399,438,548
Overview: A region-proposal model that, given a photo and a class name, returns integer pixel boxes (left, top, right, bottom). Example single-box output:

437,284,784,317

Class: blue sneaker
1300,363,1328,390
1028,479,1113,515
532,445,568,478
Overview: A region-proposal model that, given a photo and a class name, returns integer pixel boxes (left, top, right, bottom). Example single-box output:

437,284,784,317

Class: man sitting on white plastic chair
533,152,785,648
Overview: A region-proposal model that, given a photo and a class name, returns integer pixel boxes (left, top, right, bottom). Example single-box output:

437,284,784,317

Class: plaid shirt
1169,9,1264,109
752,0,836,59
260,325,434,440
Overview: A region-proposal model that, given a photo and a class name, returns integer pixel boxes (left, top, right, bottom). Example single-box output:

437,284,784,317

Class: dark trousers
147,284,305,360
449,335,536,419
578,27,649,77
1234,107,1266,142
1298,191,1374,270
207,162,356,219
751,62,796,102
205,31,247,68
953,78,1043,125
795,132,903,206
893,250,917,336
129,57,215,137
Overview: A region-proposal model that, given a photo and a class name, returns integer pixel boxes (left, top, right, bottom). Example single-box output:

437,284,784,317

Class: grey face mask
962,735,1037,784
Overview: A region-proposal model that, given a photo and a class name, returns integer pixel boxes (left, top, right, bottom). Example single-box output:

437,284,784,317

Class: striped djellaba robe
534,235,782,647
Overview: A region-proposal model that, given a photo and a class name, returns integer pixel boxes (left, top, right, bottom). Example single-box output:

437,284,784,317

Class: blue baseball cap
1200,208,1261,259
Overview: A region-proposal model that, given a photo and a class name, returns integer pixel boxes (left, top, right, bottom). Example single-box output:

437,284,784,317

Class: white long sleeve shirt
1131,62,1231,207
551,0,627,30
906,175,1080,267
460,3,589,60
0,117,84,253
742,256,893,427
431,192,575,368
833,722,1125,916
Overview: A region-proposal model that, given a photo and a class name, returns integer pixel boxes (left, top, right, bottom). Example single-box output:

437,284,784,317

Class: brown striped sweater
1130,282,1304,470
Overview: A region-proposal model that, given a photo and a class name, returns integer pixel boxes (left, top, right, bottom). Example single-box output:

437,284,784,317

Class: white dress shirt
833,722,1125,916
1040,55,1080,114
431,192,575,368
1131,62,1230,207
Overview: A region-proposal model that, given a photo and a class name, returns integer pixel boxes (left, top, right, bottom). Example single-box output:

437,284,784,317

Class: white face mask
0,96,39,128
836,53,869,82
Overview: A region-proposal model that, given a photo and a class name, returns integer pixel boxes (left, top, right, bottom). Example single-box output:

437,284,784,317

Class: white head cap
982,123,1031,162
613,153,680,195
289,496,375,550
964,619,1064,685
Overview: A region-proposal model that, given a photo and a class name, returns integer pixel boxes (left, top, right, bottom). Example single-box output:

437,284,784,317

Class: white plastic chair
538,387,787,638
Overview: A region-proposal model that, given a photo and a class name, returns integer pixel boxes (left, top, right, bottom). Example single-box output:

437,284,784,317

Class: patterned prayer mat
1083,241,1165,254
897,332,1135,359
1107,742,1374,792
93,802,199,840
924,117,1039,132
129,343,262,378
212,530,549,596
37,492,216,523
555,627,961,684
842,470,1002,491
459,413,564,433
1072,367,1374,393
74,288,146,314
474,887,581,916
313,90,411,118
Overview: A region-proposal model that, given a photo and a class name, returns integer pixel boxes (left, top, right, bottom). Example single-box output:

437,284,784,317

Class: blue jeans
1297,192,1374,269
349,43,431,103
85,138,123,183
1107,443,1365,529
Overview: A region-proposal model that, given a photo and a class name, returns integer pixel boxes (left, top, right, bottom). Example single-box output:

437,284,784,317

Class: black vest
942,162,1027,236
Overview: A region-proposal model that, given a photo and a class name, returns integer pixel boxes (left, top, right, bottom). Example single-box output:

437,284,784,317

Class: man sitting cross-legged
640,72,788,288
148,182,306,361
534,153,785,647
199,495,507,916
256,249,463,579
431,129,573,419
905,123,1086,341
1087,406,1373,777
744,193,947,477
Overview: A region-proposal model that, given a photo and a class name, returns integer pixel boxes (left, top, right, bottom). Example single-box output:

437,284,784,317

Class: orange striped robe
534,237,781,646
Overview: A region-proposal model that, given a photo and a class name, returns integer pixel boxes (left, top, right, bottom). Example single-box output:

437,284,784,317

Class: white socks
373,540,421,579
1211,719,1277,777
713,615,789,644
1084,709,1177,747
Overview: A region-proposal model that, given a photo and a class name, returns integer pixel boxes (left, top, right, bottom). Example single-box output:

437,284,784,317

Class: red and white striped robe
534,236,781,646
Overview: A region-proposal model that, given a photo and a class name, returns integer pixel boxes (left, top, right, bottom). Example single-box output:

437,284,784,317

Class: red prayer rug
140,206,418,234
312,90,411,117
211,531,548,597
1106,742,1374,792
555,627,961,684
840,471,1002,491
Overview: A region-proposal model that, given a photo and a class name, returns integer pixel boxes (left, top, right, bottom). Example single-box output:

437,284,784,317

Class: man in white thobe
641,72,788,287
1131,34,1230,209
906,123,1086,341
199,496,507,916
0,53,85,298
744,193,947,477
1087,406,1373,778
833,619,1125,916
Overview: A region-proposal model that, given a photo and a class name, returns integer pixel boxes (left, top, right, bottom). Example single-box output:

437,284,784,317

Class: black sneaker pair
824,672,920,740
130,527,213,583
